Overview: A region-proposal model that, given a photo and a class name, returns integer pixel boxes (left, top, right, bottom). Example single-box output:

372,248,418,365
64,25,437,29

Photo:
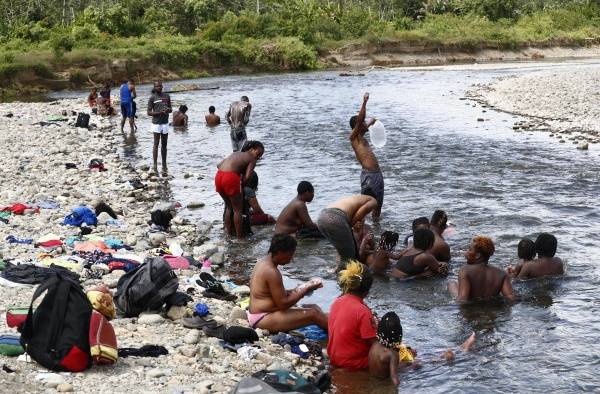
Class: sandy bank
0,101,325,393
466,67,600,147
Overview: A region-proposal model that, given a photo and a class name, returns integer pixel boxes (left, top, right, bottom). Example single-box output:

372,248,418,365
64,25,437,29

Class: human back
218,152,254,174
328,194,375,222
462,264,507,299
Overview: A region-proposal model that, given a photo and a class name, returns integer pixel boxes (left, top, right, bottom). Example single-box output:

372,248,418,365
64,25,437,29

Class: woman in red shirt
327,260,377,370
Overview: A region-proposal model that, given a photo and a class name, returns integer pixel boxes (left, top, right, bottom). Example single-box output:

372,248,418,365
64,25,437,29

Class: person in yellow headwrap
327,260,377,370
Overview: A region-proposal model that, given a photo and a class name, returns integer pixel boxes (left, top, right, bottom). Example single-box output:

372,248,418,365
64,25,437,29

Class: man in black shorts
349,93,383,219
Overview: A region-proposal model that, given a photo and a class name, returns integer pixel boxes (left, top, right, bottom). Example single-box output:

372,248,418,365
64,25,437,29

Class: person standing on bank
147,81,172,174
226,96,252,152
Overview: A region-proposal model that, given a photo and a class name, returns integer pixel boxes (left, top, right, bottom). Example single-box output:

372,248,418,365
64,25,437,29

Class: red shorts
215,170,241,196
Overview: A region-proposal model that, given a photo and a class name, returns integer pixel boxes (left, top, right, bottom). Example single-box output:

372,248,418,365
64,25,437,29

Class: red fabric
163,255,190,269
37,240,63,248
1,203,36,215
6,309,28,329
327,294,377,370
89,310,118,365
215,170,241,196
59,345,90,372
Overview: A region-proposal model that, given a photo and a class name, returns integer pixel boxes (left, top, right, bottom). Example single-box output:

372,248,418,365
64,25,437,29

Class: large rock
167,305,188,321
148,232,167,246
137,314,164,325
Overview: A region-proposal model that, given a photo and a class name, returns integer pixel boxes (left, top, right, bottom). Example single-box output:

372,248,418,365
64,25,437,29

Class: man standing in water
120,79,135,133
448,236,515,302
147,81,172,174
317,194,377,266
226,96,252,151
205,106,220,127
350,93,383,219
275,181,322,238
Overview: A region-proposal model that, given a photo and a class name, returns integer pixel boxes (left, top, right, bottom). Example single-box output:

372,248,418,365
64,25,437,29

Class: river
55,60,600,393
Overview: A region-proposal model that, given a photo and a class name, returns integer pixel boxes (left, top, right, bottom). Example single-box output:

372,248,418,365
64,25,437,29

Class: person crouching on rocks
248,234,327,332
215,141,264,239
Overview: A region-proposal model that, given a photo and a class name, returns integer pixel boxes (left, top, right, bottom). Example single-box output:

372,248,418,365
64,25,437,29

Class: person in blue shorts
120,79,136,133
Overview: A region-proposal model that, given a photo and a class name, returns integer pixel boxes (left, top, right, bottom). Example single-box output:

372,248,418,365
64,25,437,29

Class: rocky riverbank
0,100,326,393
466,67,600,148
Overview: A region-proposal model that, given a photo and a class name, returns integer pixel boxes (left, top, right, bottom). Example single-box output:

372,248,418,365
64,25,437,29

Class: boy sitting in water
506,238,535,278
369,311,475,385
508,233,564,279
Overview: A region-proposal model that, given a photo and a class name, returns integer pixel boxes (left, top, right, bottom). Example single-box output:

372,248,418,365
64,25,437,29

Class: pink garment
163,255,190,269
74,240,115,254
247,311,269,328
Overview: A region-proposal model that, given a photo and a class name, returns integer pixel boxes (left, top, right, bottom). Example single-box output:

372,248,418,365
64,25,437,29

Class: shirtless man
448,236,515,302
205,106,220,127
350,93,383,219
248,234,328,332
508,233,564,279
317,194,377,265
215,141,264,238
172,105,188,127
430,210,451,262
226,96,252,152
274,181,321,238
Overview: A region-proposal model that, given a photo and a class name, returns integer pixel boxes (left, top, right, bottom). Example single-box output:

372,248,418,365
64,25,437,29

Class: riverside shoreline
3,44,600,101
0,100,325,393
466,67,600,147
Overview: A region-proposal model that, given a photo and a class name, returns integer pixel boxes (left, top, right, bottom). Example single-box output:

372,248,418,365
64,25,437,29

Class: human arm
267,270,310,310
501,274,516,302
514,263,529,279
350,93,373,141
243,160,257,185
351,197,378,225
297,204,317,229
389,351,400,385
456,268,471,302
184,114,188,126
226,106,232,124
165,95,172,113
131,86,137,99
421,254,448,275
243,104,251,125
147,96,153,116
248,197,265,214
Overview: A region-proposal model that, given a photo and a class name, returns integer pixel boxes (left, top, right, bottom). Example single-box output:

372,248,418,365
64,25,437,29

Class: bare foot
460,332,476,352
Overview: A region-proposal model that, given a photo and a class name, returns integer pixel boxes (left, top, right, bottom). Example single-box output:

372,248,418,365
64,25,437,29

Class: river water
56,60,600,392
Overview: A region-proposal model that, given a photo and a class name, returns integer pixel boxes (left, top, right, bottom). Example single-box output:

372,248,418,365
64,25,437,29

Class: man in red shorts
215,141,265,238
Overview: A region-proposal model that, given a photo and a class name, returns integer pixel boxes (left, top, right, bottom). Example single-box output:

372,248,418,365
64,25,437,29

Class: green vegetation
1,0,600,91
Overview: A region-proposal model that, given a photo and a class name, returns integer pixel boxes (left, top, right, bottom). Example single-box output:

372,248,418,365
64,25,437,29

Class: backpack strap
47,279,72,352
21,275,60,340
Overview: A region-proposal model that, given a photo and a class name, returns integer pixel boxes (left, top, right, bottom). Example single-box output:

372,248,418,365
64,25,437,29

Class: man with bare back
274,181,322,238
248,234,328,332
350,93,384,219
215,141,264,238
317,194,377,265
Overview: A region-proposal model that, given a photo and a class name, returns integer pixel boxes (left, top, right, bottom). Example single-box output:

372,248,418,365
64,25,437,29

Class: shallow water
55,60,600,392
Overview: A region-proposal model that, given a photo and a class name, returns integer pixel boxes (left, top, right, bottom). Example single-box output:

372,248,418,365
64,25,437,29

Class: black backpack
75,112,90,128
115,257,179,317
20,274,92,372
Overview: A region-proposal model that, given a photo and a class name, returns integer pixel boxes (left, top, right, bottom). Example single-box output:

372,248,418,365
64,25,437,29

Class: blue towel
296,325,328,341
63,206,97,226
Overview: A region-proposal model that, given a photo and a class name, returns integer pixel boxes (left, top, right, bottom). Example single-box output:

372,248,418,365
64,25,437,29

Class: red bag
6,307,30,329
89,311,118,365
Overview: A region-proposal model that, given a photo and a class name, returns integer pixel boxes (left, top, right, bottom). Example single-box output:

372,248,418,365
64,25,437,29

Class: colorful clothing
215,170,242,196
327,294,377,370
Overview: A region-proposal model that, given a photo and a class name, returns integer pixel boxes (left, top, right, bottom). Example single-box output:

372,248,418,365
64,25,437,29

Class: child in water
368,311,475,385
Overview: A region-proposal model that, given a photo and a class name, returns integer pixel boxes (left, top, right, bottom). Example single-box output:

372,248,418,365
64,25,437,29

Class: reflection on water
54,61,600,392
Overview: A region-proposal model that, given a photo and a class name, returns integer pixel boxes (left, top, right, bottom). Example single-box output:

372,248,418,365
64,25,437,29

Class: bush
71,24,100,41
50,32,75,57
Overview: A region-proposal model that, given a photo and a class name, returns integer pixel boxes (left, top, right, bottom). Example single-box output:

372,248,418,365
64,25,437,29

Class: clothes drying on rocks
64,206,97,226
118,345,168,358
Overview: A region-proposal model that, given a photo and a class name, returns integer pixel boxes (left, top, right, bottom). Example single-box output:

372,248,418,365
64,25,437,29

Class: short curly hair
472,236,495,261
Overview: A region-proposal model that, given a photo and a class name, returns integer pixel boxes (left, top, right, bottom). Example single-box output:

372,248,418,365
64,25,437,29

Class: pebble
184,330,202,344
56,383,74,392
228,307,248,322
577,142,589,150
147,368,170,378
187,201,205,209
167,305,188,320
179,345,198,357
137,314,165,325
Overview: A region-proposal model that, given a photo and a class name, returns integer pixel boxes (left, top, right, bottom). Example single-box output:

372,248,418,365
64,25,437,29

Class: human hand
363,92,369,102
506,265,515,275
437,262,449,276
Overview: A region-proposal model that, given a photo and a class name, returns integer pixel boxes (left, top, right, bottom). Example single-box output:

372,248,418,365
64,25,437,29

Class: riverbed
54,59,600,393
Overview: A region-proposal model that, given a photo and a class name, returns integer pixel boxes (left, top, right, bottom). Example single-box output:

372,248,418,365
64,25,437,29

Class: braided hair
377,311,403,349
338,260,373,297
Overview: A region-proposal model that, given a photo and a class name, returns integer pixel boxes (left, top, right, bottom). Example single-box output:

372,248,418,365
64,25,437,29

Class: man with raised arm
350,93,384,219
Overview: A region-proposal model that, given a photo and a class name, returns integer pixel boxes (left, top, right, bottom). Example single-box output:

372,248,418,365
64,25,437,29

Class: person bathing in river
215,141,264,239
448,236,515,302
350,93,384,220
328,260,377,370
506,238,535,278
507,233,564,279
147,81,172,174
391,228,448,279
430,210,451,262
403,217,430,247
226,96,252,152
248,234,328,332
317,194,377,267
172,105,188,128
205,106,220,127
88,87,98,111
120,79,136,133
369,312,476,386
275,181,322,238
244,170,276,225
